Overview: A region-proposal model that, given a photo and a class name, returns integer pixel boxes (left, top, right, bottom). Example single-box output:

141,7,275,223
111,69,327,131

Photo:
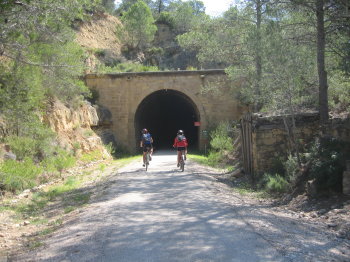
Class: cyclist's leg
146,147,151,163
149,146,153,160
177,149,181,166
181,150,185,163
142,146,147,166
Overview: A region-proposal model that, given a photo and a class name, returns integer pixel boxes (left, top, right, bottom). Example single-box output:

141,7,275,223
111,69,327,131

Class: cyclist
140,128,153,167
173,130,188,167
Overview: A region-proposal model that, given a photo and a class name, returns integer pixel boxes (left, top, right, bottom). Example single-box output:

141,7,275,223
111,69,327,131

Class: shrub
307,137,349,193
329,71,350,112
210,122,233,152
156,11,175,28
207,151,221,166
5,136,37,160
96,63,159,74
284,154,299,184
105,142,116,156
80,150,104,162
52,151,76,175
0,158,43,192
264,173,290,193
206,122,234,167
5,122,55,161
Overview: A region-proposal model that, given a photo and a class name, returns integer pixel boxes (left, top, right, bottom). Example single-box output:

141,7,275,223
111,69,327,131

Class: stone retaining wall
251,113,350,175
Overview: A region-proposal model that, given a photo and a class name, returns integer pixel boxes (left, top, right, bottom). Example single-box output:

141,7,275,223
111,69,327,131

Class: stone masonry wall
85,70,247,152
252,113,350,175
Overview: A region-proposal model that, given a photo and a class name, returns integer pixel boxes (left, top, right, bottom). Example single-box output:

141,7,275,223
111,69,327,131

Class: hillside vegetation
0,0,349,197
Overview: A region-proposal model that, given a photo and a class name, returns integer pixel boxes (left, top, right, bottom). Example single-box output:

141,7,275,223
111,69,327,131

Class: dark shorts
143,145,153,152
177,147,186,152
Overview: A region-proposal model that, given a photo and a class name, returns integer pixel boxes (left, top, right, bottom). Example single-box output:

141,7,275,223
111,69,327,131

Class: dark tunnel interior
135,90,200,151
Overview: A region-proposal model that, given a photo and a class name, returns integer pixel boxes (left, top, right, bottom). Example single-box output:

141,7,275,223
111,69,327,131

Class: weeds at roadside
188,154,233,170
0,155,139,254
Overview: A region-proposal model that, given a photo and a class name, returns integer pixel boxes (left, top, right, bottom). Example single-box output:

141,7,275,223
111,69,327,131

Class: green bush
156,11,175,28
210,122,233,151
284,154,299,184
105,142,116,156
96,62,159,73
329,71,350,112
5,122,55,161
207,151,221,166
52,151,76,175
0,158,43,192
5,136,37,160
264,173,290,193
206,122,234,167
307,137,349,193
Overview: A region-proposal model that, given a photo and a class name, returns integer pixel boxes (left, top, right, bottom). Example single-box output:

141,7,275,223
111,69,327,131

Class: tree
288,0,350,124
121,0,157,50
101,0,116,13
167,0,207,33
0,0,94,135
115,0,153,15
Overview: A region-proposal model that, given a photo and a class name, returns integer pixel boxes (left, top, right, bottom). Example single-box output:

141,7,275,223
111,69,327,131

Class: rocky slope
75,12,124,73
43,100,111,157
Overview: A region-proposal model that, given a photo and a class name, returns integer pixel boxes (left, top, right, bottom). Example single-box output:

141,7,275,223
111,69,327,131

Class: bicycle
179,149,185,172
145,148,151,171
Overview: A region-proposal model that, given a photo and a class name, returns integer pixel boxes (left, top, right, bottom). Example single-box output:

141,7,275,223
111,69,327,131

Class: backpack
142,133,152,145
177,135,185,142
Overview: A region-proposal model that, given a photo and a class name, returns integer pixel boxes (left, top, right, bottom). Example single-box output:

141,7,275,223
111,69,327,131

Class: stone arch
134,89,200,150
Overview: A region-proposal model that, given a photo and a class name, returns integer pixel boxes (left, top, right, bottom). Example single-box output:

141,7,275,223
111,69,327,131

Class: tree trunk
254,0,263,112
316,0,329,125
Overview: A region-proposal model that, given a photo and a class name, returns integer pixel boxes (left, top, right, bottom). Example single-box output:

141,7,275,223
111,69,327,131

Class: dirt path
12,151,350,262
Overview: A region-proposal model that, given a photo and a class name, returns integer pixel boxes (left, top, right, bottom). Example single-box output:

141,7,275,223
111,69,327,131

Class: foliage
306,137,350,193
0,158,44,192
156,11,176,28
167,0,207,33
210,122,233,152
105,142,116,156
0,148,77,192
96,62,159,73
121,0,157,50
328,71,350,112
101,0,116,14
206,122,234,167
284,154,299,184
5,122,55,161
80,150,105,162
51,151,76,175
264,173,290,193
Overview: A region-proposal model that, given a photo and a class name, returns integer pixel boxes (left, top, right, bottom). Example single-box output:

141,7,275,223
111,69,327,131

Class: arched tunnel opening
135,90,200,151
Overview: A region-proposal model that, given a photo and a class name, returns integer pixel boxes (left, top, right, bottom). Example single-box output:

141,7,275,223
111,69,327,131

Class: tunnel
135,89,200,151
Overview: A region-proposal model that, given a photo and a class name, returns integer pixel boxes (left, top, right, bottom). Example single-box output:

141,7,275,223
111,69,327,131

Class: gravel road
14,151,350,262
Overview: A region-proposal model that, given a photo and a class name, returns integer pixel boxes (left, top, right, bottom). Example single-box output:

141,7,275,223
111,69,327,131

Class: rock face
43,100,113,157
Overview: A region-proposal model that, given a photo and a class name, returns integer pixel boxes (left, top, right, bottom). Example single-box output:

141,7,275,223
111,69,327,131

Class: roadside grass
188,153,233,171
188,154,270,199
8,156,138,220
233,180,270,199
0,154,139,251
187,154,209,166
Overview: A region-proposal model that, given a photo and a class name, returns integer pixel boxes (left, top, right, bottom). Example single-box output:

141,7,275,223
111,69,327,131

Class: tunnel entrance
135,90,200,150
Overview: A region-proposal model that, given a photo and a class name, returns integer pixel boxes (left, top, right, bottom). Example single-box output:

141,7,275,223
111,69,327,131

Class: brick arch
134,89,201,150
85,70,246,152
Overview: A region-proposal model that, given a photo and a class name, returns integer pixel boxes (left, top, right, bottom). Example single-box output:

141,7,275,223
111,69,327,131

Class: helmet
142,128,148,134
177,130,183,135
